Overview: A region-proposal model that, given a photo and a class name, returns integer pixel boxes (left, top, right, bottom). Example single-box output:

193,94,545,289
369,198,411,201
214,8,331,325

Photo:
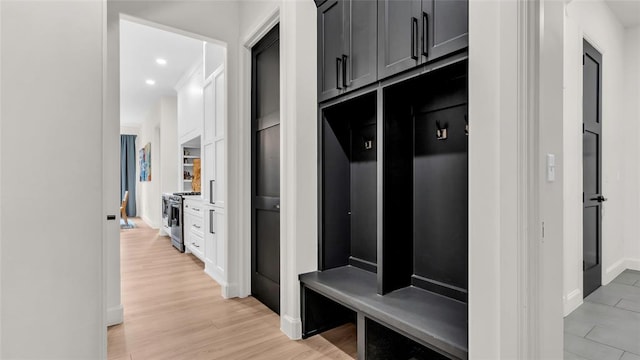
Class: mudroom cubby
320,92,378,273
381,60,468,301
303,1,468,358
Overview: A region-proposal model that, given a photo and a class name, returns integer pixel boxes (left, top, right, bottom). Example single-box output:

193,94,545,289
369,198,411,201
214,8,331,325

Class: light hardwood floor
108,219,356,360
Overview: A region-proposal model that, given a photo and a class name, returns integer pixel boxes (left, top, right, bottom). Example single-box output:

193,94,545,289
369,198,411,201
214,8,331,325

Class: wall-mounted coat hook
464,115,469,136
436,121,448,140
364,139,373,150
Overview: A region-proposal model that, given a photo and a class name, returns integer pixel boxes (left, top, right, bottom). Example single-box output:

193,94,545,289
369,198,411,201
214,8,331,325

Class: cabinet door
423,0,468,62
343,0,377,91
204,143,215,205
205,208,225,279
318,0,346,102
205,208,216,269
377,0,421,80
213,139,225,206
203,80,215,145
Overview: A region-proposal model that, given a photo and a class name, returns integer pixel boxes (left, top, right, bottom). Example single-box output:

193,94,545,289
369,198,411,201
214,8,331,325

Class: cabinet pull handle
422,12,429,56
336,57,343,89
193,224,201,229
411,17,418,60
193,208,200,212
209,180,215,204
209,209,216,234
342,54,348,88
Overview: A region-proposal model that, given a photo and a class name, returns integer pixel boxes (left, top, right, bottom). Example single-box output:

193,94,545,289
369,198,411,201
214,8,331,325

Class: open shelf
382,60,468,301
300,266,467,359
320,92,377,273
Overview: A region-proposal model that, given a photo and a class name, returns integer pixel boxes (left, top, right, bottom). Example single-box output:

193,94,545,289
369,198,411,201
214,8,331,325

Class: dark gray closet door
344,0,377,91
251,25,281,314
583,40,603,298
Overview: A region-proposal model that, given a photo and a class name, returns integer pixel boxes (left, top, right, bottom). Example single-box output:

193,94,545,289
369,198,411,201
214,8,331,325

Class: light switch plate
547,154,556,182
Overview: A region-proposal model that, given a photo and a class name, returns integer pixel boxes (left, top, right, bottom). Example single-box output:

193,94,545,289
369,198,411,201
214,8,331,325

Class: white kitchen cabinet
183,198,204,261
176,62,204,143
202,65,225,208
204,205,226,291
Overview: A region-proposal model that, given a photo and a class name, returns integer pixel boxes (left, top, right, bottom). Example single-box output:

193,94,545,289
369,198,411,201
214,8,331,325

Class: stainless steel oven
162,193,171,228
169,195,184,252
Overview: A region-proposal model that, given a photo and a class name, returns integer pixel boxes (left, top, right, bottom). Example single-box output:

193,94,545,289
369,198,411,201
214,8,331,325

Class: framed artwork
139,143,151,181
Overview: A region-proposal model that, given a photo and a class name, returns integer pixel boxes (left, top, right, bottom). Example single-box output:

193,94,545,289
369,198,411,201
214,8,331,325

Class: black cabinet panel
318,0,345,101
378,0,421,79
425,0,468,61
350,122,377,268
381,88,414,294
413,104,468,294
345,0,378,91
322,115,351,269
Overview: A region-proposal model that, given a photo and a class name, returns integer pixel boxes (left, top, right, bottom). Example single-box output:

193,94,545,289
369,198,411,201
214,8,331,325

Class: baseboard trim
141,215,158,229
626,258,640,271
222,282,239,299
281,314,302,340
204,266,239,299
106,304,123,327
563,288,583,316
604,258,626,285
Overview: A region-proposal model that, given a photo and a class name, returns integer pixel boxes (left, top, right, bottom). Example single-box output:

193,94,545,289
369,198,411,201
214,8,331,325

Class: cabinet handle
193,208,200,212
209,209,216,234
193,224,201,229
209,180,215,204
422,12,429,56
342,54,348,88
336,57,343,89
411,17,418,60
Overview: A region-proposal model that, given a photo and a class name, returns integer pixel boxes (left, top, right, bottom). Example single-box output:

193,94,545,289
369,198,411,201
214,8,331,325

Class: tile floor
564,270,640,360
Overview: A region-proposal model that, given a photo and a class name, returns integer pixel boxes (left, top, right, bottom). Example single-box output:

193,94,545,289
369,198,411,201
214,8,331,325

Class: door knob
274,204,280,209
590,195,608,202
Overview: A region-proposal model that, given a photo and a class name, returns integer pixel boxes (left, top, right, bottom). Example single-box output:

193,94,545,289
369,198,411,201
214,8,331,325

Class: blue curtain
121,135,137,216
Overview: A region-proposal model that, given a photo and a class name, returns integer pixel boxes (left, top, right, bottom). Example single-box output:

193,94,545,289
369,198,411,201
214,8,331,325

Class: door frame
250,23,281,314
105,11,229,327
239,7,280,300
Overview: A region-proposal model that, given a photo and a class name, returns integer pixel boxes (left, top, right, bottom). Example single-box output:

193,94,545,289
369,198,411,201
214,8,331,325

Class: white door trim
238,6,281,300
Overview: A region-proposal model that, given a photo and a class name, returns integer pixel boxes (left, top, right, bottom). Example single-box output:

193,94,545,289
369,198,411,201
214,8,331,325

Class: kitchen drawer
190,220,204,238
184,199,204,218
190,231,205,260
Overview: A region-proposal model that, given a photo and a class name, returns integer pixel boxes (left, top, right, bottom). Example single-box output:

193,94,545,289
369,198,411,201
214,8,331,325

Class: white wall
563,0,634,316
238,0,318,339
1,1,105,358
120,125,140,136
136,96,177,228
628,25,640,269
160,97,179,195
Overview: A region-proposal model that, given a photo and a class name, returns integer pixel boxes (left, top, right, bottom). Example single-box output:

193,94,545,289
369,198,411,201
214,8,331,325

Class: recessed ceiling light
156,58,167,65
145,79,156,86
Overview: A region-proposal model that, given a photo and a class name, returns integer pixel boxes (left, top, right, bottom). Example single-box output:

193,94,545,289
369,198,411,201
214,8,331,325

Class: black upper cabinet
318,0,467,101
377,0,422,79
344,1,377,92
426,0,468,61
318,0,345,102
318,0,377,102
378,0,468,80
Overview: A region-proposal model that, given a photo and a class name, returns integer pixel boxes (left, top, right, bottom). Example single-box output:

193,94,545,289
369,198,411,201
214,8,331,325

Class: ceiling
605,0,640,28
120,20,223,127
